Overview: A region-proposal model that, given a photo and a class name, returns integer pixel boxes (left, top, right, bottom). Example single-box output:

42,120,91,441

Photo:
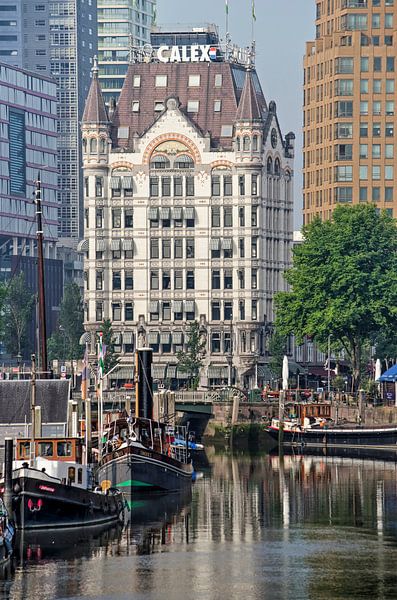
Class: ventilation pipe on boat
135,348,153,420
4,438,13,518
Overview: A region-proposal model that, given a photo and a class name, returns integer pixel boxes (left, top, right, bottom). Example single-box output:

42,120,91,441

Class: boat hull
11,474,123,530
97,444,193,495
266,425,397,449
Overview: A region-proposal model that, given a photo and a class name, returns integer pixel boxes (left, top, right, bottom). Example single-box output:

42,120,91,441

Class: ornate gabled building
81,26,295,389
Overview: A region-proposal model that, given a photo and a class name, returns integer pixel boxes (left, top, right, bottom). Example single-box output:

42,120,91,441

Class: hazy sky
157,0,316,229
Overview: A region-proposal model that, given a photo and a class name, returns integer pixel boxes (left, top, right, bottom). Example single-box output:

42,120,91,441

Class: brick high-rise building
303,0,397,224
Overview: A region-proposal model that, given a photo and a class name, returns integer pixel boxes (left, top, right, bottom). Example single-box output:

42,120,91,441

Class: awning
172,331,183,344
173,300,183,312
257,365,275,381
176,368,188,379
147,331,159,344
160,332,171,344
379,363,397,382
122,239,134,251
122,176,133,189
77,239,89,252
289,361,307,375
167,365,177,378
96,239,106,251
149,300,159,313
148,207,158,220
173,207,183,219
208,365,229,378
185,207,195,219
160,207,170,219
210,238,220,251
111,239,120,251
110,176,121,189
123,331,133,344
185,300,195,312
109,366,134,380
222,238,232,250
152,364,166,378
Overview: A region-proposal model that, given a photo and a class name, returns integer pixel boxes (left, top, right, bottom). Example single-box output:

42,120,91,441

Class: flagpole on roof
251,0,256,45
225,0,229,39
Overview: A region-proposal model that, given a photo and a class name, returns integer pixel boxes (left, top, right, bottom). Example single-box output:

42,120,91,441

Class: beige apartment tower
303,0,396,224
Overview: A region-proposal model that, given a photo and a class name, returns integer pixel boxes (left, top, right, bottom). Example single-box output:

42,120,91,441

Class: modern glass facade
97,0,156,103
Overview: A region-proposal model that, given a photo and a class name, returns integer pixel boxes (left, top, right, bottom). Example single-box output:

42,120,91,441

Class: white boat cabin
13,437,92,490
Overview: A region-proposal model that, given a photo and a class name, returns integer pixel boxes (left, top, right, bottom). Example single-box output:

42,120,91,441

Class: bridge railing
174,391,209,403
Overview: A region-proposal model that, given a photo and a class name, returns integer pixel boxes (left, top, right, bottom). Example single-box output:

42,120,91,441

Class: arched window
150,155,170,169
237,137,241,151
90,138,97,153
243,136,250,151
174,154,194,169
267,157,273,175
253,135,258,151
274,158,281,176
83,138,87,153
99,138,106,153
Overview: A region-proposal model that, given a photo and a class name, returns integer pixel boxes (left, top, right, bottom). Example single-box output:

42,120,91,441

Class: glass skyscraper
97,0,156,104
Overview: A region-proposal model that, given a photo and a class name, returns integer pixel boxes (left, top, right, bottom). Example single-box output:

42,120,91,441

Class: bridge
174,387,250,414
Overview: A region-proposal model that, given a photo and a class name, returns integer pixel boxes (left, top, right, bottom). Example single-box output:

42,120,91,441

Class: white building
81,27,294,389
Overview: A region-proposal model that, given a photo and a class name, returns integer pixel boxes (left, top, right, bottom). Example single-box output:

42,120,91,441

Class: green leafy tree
177,321,206,390
275,204,397,392
268,330,287,387
373,329,397,371
99,318,119,374
48,283,84,361
3,273,35,358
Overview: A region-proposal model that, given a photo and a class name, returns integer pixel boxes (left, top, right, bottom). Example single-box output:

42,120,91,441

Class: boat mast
35,174,48,376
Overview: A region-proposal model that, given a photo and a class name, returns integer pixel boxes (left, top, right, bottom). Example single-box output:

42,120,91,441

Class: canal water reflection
1,448,397,599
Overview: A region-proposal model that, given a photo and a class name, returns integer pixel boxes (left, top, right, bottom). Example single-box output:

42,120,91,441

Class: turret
234,68,263,161
82,57,110,164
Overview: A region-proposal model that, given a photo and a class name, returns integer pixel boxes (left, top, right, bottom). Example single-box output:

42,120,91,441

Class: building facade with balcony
81,27,294,389
303,0,397,224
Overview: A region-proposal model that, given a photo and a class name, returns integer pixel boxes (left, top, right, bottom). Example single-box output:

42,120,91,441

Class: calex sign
156,45,218,63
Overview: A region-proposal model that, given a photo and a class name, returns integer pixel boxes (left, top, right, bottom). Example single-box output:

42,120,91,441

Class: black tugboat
8,435,124,530
96,348,194,494
0,177,124,530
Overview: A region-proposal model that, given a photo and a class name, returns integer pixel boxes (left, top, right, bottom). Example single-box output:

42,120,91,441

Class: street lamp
327,334,332,400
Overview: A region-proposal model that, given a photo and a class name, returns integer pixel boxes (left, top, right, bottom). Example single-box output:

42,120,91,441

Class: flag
252,0,256,21
225,0,229,15
153,5,157,24
98,333,105,382
81,344,89,401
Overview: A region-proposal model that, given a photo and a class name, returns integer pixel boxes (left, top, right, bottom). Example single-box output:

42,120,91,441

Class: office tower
82,26,294,389
0,62,63,347
303,0,397,224
97,0,156,104
0,0,97,241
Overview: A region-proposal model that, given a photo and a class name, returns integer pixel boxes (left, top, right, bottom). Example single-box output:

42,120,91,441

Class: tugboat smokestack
135,348,153,419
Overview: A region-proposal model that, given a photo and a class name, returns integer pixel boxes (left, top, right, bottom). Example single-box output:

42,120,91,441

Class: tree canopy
48,283,84,361
275,204,397,390
99,318,119,374
177,321,206,390
3,273,35,358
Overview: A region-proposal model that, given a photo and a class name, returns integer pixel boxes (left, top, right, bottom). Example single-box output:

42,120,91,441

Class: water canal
1,448,397,600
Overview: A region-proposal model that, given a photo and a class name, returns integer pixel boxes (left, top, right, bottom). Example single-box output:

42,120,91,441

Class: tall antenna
35,174,48,376
225,0,229,39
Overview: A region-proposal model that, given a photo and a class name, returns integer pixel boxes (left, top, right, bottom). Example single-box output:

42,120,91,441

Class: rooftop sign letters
140,44,219,64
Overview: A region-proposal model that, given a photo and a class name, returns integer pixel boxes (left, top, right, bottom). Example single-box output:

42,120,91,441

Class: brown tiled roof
82,67,109,124
110,61,267,150
235,69,263,122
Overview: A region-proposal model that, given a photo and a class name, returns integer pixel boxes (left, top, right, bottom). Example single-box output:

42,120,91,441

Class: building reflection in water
2,450,397,599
